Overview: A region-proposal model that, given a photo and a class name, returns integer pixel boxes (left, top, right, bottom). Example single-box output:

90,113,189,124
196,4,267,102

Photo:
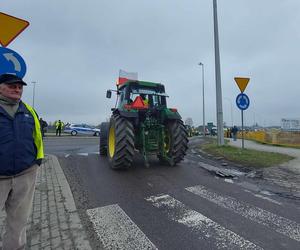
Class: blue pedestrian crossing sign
0,47,26,78
236,93,250,110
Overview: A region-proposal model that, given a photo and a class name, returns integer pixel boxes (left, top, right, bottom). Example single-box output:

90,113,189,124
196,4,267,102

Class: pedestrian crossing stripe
86,186,299,249
186,185,300,242
86,204,157,250
146,194,261,250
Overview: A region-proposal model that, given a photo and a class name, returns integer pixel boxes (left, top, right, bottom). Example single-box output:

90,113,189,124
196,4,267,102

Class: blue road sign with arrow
0,47,26,78
236,93,250,110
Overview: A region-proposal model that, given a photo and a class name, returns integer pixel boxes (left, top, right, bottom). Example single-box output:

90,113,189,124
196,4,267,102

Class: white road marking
65,154,70,158
254,194,282,206
243,190,282,205
77,153,89,156
146,194,261,250
186,185,300,242
86,204,157,250
224,179,234,183
259,190,273,196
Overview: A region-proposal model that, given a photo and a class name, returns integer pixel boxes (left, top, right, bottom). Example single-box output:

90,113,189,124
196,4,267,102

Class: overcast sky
2,0,300,127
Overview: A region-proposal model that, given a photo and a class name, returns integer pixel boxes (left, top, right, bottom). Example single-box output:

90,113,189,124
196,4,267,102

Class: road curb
26,155,92,249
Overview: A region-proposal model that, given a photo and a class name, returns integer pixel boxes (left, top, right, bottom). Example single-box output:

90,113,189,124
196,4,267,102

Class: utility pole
198,62,206,137
213,0,224,145
224,97,233,127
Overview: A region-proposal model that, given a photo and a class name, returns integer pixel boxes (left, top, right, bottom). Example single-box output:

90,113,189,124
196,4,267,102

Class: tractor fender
162,108,182,120
113,109,139,118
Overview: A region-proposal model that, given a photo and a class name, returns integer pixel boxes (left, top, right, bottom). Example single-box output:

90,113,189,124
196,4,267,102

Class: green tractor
99,79,188,169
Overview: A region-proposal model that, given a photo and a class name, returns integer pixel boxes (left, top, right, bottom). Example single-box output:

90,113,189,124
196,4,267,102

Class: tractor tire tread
99,122,109,155
108,115,135,169
168,120,188,165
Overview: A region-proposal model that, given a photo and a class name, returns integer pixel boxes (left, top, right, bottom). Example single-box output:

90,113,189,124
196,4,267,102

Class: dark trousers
56,128,61,136
41,128,45,137
233,133,237,141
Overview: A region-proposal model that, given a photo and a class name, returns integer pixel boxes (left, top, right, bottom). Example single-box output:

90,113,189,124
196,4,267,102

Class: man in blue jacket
0,74,44,250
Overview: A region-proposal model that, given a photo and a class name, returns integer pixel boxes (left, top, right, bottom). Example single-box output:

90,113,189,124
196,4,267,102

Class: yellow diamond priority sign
0,12,29,47
234,77,250,93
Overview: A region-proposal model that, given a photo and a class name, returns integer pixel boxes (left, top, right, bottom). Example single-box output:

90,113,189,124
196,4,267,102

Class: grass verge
200,139,294,168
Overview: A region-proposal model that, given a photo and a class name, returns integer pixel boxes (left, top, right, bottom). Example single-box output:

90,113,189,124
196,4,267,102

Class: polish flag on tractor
117,69,138,86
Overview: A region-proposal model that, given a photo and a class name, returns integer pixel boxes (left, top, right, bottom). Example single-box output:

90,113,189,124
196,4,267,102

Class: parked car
64,123,100,136
210,126,217,136
199,128,210,136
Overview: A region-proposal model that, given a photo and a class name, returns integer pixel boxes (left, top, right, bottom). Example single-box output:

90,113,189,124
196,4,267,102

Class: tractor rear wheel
99,122,109,155
164,119,188,165
107,114,135,169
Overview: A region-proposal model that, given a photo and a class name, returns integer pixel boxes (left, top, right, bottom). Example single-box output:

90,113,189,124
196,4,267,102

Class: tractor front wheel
108,115,135,169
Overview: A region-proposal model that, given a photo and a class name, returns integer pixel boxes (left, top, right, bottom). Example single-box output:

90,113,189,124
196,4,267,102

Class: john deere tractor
99,79,188,169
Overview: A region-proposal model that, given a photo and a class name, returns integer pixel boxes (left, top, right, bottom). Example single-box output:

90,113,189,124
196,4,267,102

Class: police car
64,124,100,136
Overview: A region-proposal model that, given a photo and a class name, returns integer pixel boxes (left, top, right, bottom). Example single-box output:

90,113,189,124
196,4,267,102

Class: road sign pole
241,110,244,149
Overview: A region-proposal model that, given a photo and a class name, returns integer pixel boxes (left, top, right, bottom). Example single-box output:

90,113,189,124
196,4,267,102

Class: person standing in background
39,117,48,137
55,119,64,136
232,125,238,141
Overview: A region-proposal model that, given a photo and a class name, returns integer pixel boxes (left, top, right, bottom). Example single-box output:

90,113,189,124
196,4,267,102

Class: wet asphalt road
44,137,300,250
44,135,99,155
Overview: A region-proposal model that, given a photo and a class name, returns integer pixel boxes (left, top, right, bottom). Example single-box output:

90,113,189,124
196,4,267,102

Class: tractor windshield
117,83,168,108
129,87,168,107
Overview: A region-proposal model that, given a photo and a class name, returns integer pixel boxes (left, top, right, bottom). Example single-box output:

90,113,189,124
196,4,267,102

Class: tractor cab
107,80,168,111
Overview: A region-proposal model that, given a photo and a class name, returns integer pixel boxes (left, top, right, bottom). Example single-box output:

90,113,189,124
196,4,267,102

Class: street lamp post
213,0,224,145
224,97,233,127
31,81,36,109
198,62,205,137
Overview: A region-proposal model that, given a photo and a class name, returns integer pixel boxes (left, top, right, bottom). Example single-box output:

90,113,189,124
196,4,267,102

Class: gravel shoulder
228,139,300,196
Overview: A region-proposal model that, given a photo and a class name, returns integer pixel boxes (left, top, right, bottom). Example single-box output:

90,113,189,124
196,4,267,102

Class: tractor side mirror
106,90,112,98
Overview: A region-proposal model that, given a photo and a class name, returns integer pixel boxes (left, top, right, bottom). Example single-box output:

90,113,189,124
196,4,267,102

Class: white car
64,124,100,136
